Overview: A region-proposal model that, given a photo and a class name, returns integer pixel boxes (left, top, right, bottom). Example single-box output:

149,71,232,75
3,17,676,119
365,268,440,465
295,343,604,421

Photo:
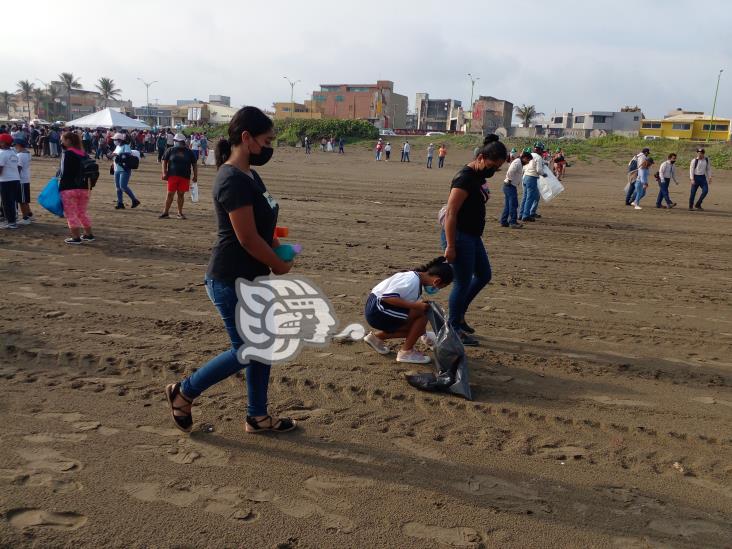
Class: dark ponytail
477,133,507,161
415,256,454,285
215,106,274,168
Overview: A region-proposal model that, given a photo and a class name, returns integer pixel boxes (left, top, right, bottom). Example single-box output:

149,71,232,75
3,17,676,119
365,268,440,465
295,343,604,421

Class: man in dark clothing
159,133,198,219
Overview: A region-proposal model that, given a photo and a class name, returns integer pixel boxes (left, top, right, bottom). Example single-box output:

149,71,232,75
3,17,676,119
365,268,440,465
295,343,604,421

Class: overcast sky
3,0,730,120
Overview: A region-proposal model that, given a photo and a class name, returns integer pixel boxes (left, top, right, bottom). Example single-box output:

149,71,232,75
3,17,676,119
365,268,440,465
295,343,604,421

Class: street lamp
467,73,480,131
137,77,158,124
706,69,724,142
283,76,301,120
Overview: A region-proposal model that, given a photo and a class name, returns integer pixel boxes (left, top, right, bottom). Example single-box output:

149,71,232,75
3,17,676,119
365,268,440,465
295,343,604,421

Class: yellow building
273,102,322,120
639,113,730,141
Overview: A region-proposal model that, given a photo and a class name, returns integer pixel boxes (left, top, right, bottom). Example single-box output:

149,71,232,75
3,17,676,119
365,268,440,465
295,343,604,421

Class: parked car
425,131,446,136
643,135,661,140
379,129,397,136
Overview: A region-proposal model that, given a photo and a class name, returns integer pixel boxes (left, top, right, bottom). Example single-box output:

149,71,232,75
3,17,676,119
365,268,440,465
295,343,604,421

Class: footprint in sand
36,412,119,436
0,469,82,494
17,448,81,474
402,522,482,548
137,425,183,437
5,508,87,531
22,433,88,444
454,475,551,514
585,395,654,407
132,439,230,467
393,437,446,461
691,396,732,407
536,444,588,461
648,518,731,539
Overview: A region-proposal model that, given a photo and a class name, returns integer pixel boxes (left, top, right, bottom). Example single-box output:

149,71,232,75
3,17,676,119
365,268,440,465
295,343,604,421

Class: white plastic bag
538,171,565,202
190,182,199,203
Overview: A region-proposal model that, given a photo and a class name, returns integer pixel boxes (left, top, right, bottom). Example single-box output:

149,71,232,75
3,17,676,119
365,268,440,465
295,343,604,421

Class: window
335,95,344,102
346,86,371,93
642,122,661,129
633,116,640,121
320,86,340,92
313,95,326,102
553,117,563,123
592,115,607,123
671,123,691,130
574,116,585,123
702,124,729,132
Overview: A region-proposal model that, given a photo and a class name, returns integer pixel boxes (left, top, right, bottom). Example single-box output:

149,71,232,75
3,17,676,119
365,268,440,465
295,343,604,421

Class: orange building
310,80,407,129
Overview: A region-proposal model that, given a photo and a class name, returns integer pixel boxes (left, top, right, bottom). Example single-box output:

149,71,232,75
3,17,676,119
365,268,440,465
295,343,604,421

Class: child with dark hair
363,257,454,364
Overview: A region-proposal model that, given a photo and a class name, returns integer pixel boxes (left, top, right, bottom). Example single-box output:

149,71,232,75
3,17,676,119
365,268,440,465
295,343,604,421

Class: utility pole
706,69,724,142
283,77,301,120
467,73,479,132
137,77,158,124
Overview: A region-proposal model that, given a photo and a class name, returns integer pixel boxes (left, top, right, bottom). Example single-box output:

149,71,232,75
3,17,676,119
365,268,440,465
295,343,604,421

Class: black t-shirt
163,146,197,179
207,164,279,283
450,166,487,237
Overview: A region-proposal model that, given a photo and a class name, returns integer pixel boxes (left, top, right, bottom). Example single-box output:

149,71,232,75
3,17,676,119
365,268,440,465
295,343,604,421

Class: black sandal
245,415,297,434
165,383,194,433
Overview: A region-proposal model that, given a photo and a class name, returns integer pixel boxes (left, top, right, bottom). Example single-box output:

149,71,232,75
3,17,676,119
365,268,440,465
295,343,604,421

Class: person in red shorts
160,133,198,219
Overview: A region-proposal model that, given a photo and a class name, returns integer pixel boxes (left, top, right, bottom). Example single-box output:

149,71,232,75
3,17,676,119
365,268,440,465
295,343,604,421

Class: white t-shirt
191,138,201,151
0,149,20,182
113,144,131,174
523,152,545,177
504,157,523,183
17,150,31,184
403,143,411,153
371,271,421,302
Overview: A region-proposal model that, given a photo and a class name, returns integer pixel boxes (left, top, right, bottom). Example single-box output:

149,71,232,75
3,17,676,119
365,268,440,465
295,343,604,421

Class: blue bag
38,177,64,217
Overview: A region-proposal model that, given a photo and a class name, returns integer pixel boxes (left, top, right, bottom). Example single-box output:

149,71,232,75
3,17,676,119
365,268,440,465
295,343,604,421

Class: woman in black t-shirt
442,134,507,346
165,107,297,434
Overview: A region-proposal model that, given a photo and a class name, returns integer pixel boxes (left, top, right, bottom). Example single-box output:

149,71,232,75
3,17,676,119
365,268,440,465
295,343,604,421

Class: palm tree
33,88,47,120
46,83,60,119
16,80,35,121
58,72,82,121
95,77,121,109
0,91,13,116
514,104,543,128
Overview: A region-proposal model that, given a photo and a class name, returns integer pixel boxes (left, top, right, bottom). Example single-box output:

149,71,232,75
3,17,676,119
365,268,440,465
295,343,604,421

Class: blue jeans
114,170,137,205
501,183,519,225
634,179,647,204
689,175,709,208
427,156,433,168
656,179,673,207
520,176,539,219
441,230,492,329
625,178,637,204
181,278,271,417
438,156,445,168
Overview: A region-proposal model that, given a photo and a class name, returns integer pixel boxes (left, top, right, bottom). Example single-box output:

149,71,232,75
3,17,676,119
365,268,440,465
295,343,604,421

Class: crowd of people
625,146,713,210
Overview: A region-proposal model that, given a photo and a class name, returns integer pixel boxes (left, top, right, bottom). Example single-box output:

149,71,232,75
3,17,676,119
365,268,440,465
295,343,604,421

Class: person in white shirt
190,134,201,163
426,143,435,169
520,143,546,222
501,151,532,228
0,133,21,229
688,148,712,211
402,140,411,162
14,138,35,224
363,257,454,364
656,153,678,209
384,141,392,161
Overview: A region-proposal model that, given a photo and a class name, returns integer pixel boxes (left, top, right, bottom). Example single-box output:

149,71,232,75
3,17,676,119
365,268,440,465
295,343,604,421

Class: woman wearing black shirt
165,107,296,434
442,134,507,346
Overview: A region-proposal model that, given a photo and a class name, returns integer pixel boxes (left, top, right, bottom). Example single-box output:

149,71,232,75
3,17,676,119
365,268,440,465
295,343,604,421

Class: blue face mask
423,285,440,296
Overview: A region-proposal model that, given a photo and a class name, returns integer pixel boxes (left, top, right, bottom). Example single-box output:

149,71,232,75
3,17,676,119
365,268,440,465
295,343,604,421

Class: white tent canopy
65,108,150,130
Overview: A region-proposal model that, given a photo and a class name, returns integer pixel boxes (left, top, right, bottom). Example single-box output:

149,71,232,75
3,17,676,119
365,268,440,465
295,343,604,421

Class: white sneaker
634,205,642,210
630,202,637,207
18,218,31,226
396,349,431,364
0,223,18,230
420,331,437,348
364,332,390,355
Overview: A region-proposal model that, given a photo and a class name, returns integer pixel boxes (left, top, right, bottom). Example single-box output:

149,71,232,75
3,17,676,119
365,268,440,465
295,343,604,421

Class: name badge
263,191,278,210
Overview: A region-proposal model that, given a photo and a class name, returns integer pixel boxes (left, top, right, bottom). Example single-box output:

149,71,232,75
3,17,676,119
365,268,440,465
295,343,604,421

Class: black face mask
250,145,273,166
478,166,496,179
671,160,676,164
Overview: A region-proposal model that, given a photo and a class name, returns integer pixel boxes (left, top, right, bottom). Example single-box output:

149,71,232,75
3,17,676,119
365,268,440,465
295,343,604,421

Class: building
272,102,322,120
208,103,241,125
544,110,641,138
4,86,131,123
470,96,513,135
209,95,230,107
310,80,407,129
639,109,730,141
415,93,462,131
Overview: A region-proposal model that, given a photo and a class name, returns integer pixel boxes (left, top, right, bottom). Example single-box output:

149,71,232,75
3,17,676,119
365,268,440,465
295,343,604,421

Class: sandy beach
1,146,731,548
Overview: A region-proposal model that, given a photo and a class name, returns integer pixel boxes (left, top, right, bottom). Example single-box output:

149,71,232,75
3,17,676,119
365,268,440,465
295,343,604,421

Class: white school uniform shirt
0,148,20,182
371,271,421,319
16,150,31,184
658,160,677,182
689,157,712,179
190,138,201,151
523,153,545,178
403,143,411,153
504,157,523,184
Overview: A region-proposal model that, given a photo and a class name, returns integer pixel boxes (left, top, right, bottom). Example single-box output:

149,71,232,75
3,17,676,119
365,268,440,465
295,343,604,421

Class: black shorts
364,293,409,332
20,183,31,203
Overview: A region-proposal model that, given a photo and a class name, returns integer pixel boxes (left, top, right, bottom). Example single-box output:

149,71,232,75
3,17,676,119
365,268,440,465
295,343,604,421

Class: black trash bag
405,302,472,400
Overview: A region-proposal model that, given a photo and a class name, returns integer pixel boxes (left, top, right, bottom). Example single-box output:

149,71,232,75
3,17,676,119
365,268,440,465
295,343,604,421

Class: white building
543,110,642,138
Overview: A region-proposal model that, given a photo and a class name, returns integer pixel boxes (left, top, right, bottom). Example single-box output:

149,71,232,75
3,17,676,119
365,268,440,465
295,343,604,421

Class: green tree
46,83,60,118
33,87,46,119
95,77,121,108
514,104,543,128
58,72,82,121
0,91,13,116
620,105,642,112
16,80,35,121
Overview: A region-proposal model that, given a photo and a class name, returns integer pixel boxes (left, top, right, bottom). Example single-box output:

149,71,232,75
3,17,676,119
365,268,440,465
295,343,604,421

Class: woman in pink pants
59,132,95,245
